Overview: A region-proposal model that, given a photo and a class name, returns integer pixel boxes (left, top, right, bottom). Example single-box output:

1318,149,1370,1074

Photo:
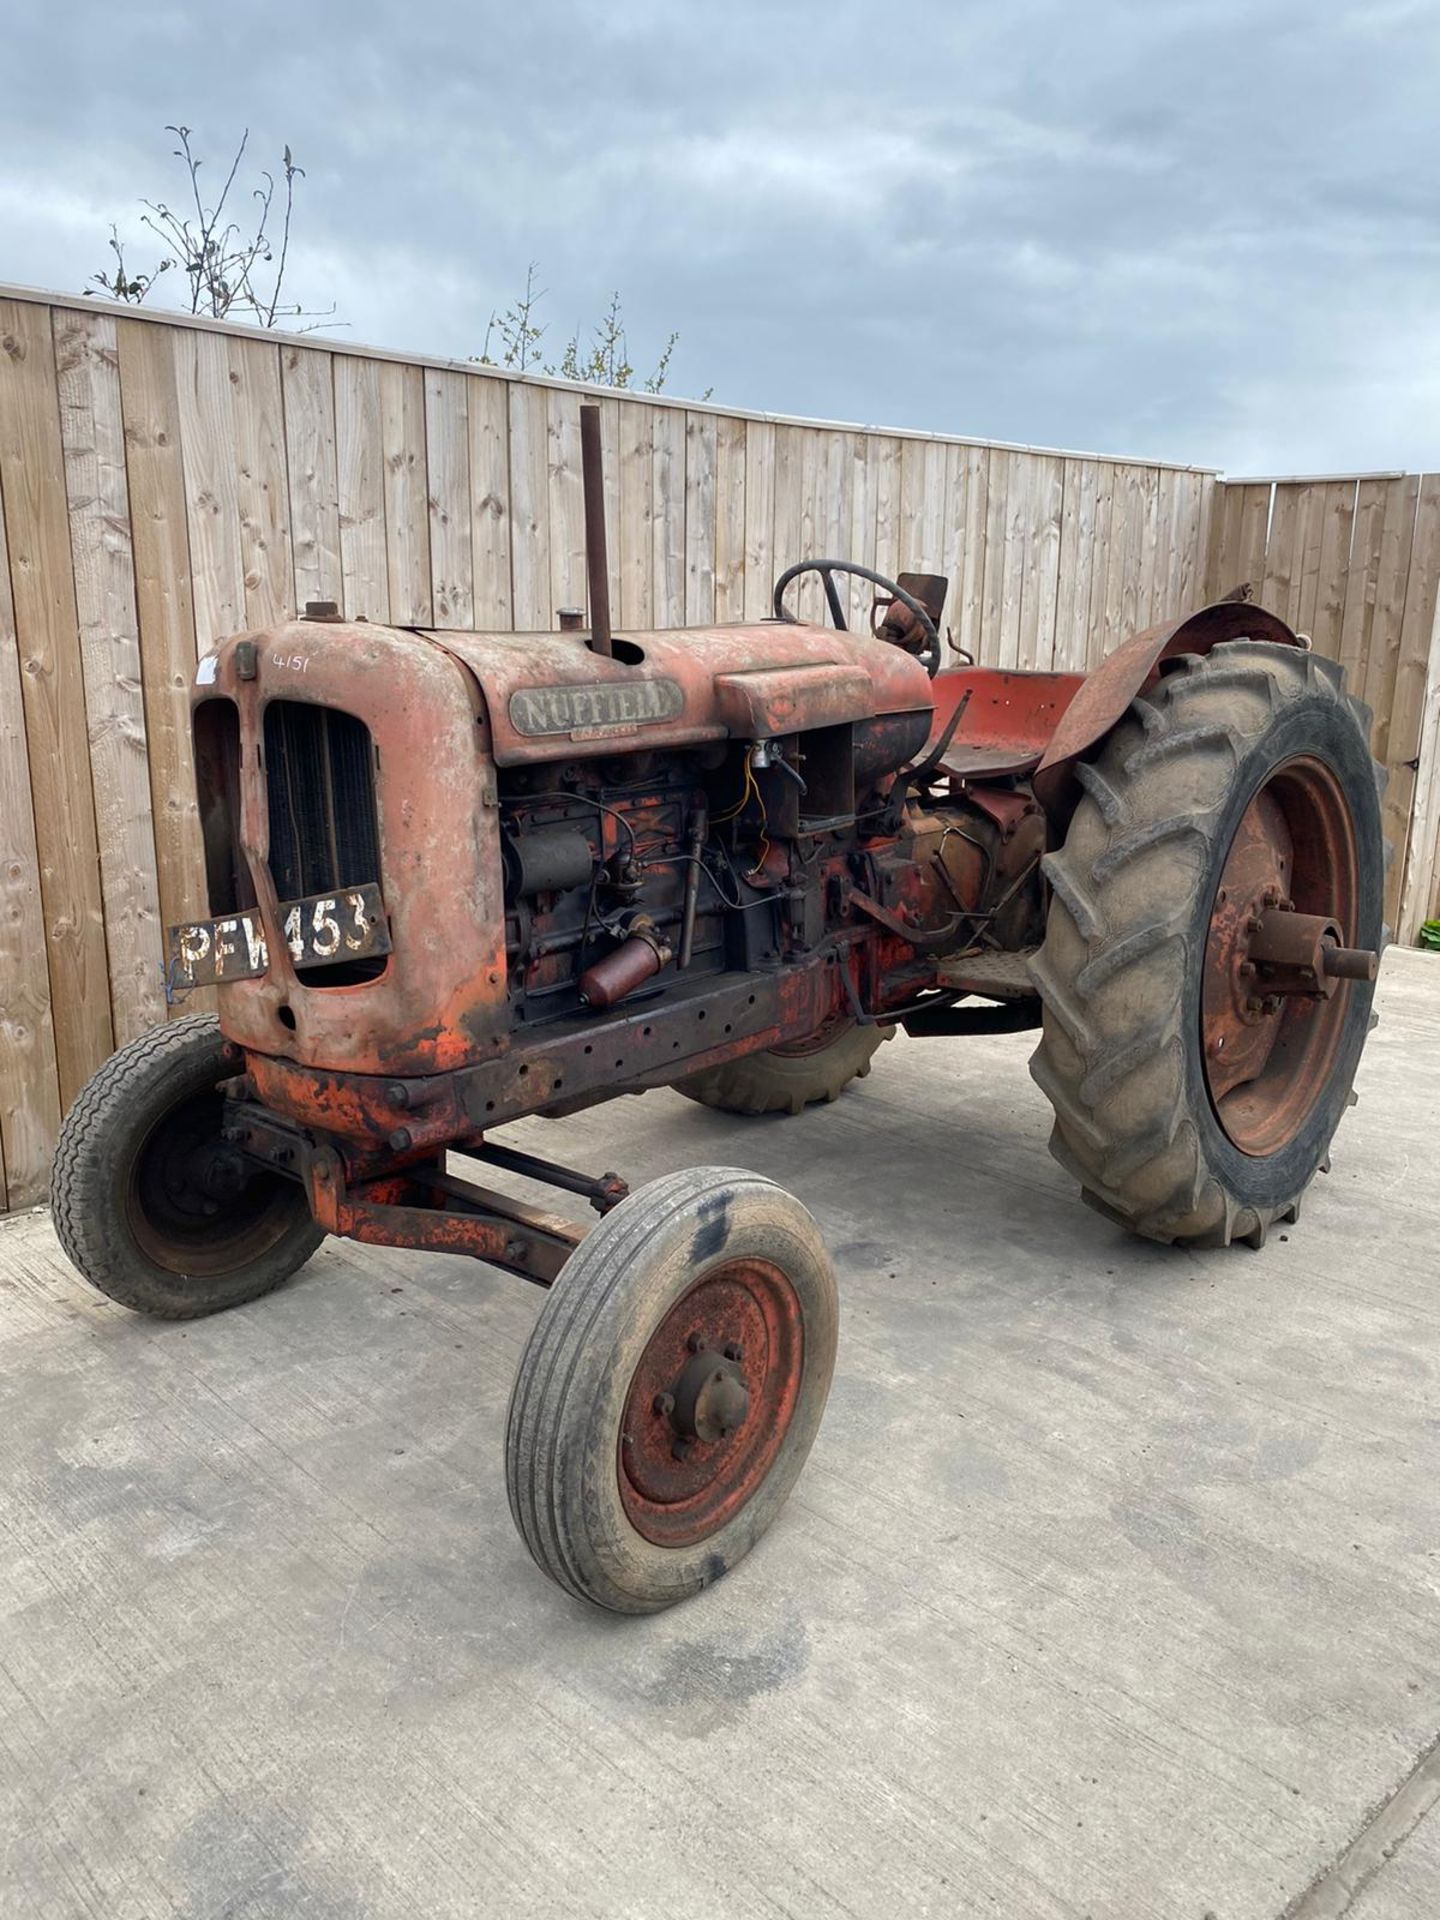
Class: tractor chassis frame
215,936,936,1283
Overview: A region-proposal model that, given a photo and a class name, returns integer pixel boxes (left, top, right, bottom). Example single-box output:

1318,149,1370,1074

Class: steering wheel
771,559,942,677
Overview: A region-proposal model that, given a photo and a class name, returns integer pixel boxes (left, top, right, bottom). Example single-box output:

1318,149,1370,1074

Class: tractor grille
263,701,382,903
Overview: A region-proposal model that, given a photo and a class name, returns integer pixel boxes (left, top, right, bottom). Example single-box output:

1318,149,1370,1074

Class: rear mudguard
1030,600,1303,822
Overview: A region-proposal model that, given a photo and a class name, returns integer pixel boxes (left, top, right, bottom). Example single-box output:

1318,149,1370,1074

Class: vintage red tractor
53,407,1384,1612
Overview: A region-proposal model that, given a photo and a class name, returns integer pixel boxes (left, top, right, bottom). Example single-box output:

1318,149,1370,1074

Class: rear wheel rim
1200,754,1360,1157
125,1086,302,1277
619,1259,805,1547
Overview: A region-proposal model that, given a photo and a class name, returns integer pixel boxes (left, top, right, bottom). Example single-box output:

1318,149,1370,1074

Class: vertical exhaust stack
579,404,614,659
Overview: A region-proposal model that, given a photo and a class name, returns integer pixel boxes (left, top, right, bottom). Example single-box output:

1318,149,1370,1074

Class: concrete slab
1,948,1437,1920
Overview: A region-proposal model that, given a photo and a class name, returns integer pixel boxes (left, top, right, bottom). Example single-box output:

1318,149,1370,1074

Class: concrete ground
2,949,1437,1920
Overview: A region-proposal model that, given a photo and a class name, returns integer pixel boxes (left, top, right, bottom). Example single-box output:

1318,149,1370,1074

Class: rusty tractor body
53,408,1385,1613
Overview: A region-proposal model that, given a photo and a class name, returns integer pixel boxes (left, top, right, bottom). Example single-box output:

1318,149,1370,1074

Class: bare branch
89,123,338,330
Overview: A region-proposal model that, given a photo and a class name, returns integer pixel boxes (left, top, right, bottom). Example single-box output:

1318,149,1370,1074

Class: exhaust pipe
579,404,613,659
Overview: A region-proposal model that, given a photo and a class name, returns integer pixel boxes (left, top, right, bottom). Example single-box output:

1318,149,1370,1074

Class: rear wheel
51,1015,324,1317
674,1017,889,1117
1029,641,1384,1248
505,1166,837,1612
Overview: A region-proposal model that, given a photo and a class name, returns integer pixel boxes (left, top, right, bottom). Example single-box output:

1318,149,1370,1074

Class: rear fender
1031,600,1303,822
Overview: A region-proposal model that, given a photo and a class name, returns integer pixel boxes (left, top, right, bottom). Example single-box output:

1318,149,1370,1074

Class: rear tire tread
1029,641,1385,1248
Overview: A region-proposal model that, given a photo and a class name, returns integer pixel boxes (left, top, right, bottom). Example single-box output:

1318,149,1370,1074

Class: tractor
53,407,1384,1613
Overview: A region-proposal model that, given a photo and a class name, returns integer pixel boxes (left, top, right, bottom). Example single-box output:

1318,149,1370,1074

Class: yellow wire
709,749,772,880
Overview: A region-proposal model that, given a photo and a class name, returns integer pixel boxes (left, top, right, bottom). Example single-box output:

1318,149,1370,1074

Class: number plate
167,884,391,988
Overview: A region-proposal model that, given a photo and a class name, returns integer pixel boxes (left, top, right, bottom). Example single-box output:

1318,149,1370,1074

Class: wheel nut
723,1342,742,1363
653,1392,675,1418
671,1438,693,1462
686,1331,705,1353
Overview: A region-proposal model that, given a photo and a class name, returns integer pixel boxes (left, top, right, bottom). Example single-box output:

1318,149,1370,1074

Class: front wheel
51,1015,324,1317
1029,640,1384,1248
505,1166,838,1612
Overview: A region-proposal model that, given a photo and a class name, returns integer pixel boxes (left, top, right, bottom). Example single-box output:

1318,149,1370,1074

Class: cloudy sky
3,0,1438,475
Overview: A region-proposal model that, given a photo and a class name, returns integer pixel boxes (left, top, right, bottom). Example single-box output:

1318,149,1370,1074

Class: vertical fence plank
507,383,551,631
870,436,903,612
1054,460,1096,671
821,430,853,622
1205,481,1272,602
281,344,341,612
1360,477,1419,761
1083,463,1117,666
1290,482,1327,638
229,338,292,628
1338,479,1389,690
1022,454,1063,669
796,429,824,624
335,355,389,622
1386,473,1440,928
937,443,966,648
0,464,62,1201
713,413,746,623
117,319,207,958
998,454,1031,669
739,419,775,623
978,447,1010,667
53,309,167,1044
468,373,512,629
1261,484,1300,624
425,369,474,627
175,328,245,654
597,397,623,625
1151,468,1182,622
1309,481,1357,661
954,445,989,665
546,388,585,621
685,412,717,626
652,406,686,628
618,399,655,629
1176,472,1213,613
1100,465,1138,659
380,362,431,625
0,300,113,1104
1399,578,1440,940
844,434,877,632
770,425,804,621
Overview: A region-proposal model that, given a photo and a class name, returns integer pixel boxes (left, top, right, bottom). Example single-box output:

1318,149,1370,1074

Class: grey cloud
2,0,1437,471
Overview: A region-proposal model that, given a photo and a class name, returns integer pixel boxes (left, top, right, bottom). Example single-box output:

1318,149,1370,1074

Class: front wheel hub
618,1258,804,1547
670,1347,750,1443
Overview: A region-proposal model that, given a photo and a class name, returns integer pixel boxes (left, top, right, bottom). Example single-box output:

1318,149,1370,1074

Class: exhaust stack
579,403,614,659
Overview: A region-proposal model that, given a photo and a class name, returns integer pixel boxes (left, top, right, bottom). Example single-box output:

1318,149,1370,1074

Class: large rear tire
51,1016,324,1317
674,1019,889,1117
1029,641,1384,1249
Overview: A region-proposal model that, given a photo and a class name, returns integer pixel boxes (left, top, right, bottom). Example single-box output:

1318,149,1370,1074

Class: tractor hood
421,621,934,764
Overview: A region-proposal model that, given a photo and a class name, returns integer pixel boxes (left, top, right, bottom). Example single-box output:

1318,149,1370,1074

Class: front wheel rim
618,1259,805,1547
125,1086,302,1277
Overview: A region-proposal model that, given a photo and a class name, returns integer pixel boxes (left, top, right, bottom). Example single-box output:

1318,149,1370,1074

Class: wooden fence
1202,472,1440,949
0,281,1435,1212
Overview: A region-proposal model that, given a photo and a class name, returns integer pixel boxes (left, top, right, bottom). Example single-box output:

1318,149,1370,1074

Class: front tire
51,1015,324,1317
1029,641,1384,1248
505,1166,838,1613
